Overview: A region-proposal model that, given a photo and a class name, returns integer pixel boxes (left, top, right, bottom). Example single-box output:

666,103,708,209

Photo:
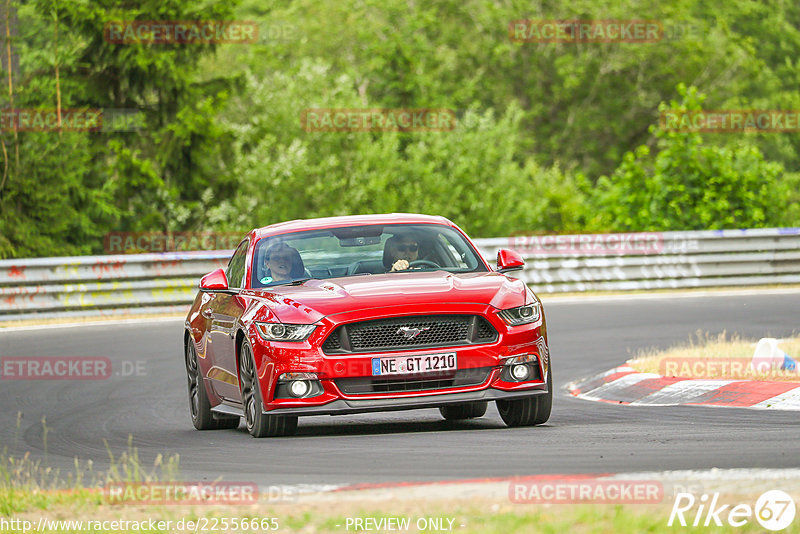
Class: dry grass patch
628,331,800,380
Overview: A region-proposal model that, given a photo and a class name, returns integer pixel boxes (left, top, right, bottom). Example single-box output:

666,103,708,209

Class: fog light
511,364,530,381
289,380,310,397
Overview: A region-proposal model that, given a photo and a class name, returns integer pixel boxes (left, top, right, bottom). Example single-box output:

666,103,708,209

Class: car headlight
498,303,540,326
255,322,316,342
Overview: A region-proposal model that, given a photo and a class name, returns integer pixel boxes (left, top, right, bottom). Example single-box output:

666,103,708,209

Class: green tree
233,0,800,179
592,85,788,231
0,0,243,258
208,59,586,237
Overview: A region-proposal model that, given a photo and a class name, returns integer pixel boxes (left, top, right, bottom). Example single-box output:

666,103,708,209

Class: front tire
496,368,552,427
239,341,298,438
185,342,239,430
439,401,488,420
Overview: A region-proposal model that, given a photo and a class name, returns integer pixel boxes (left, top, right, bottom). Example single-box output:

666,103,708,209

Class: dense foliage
1,0,798,257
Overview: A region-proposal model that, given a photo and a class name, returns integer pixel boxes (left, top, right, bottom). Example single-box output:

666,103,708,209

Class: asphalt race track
1,291,799,487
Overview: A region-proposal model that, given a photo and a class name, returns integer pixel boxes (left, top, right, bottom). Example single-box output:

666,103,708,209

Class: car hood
247,271,528,323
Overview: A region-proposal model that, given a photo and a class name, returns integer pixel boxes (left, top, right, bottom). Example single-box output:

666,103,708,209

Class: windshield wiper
270,278,314,287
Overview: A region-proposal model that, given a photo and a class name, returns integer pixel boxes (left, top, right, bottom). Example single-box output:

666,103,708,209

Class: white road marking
752,388,800,410
0,316,184,332
631,379,736,406
577,372,663,402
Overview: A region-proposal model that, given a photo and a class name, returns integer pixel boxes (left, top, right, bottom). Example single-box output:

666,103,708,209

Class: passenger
261,243,304,284
383,234,420,272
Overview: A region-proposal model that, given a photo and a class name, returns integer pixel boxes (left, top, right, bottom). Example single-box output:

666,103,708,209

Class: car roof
252,213,456,239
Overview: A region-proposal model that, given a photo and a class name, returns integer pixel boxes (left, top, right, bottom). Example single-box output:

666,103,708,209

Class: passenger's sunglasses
395,243,418,252
268,254,293,262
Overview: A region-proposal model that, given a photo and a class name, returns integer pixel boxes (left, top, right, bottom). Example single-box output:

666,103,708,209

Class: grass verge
0,490,784,533
2,428,795,533
628,331,800,380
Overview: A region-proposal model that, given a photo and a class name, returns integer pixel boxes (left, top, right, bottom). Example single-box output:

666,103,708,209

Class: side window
226,239,249,289
436,233,468,269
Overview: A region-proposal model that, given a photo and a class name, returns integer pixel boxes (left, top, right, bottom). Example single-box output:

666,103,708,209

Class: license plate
371,352,457,376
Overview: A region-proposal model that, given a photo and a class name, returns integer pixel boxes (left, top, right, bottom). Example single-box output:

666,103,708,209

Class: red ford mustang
184,214,551,437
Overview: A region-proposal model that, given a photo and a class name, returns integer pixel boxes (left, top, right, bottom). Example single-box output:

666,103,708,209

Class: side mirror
496,249,525,273
199,268,229,291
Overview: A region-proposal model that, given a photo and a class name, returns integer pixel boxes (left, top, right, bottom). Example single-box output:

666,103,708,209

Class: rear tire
185,342,239,430
239,341,298,438
496,368,552,427
439,401,488,420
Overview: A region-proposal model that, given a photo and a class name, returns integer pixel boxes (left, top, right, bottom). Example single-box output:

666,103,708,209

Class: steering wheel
409,259,440,269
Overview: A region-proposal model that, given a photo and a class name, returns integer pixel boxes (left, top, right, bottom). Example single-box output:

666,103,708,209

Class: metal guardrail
0,228,798,321
0,251,230,321
478,228,800,293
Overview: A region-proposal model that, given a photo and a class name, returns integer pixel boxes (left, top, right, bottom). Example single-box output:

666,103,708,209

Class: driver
383,234,420,272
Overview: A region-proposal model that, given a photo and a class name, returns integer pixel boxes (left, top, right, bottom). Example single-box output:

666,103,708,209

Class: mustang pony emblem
396,326,431,339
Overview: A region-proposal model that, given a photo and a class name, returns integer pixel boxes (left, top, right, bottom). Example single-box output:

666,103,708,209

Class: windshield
250,223,487,288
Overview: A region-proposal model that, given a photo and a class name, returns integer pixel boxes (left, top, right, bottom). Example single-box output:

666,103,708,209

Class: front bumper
249,302,550,414
263,382,550,416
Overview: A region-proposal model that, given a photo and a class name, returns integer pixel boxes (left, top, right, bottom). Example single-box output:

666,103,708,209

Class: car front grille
321,314,498,354
334,367,492,395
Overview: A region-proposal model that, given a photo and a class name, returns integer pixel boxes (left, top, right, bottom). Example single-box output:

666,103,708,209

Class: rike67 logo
669,490,796,531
